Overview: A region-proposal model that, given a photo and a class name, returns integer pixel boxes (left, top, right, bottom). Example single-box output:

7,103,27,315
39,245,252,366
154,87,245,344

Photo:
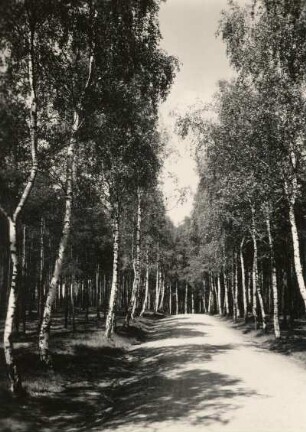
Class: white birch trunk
105,208,119,339
223,272,230,315
217,274,222,315
140,249,149,317
232,263,238,322
4,220,22,393
126,189,142,323
2,24,39,392
191,290,195,314
184,283,188,314
251,207,266,330
38,20,96,359
175,281,179,315
159,273,165,310
266,211,281,338
38,217,45,322
39,128,76,363
240,238,248,322
208,285,213,314
202,279,208,313
155,250,160,312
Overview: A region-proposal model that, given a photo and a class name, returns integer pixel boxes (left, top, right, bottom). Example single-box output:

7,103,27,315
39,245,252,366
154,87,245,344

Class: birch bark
184,283,188,314
126,189,142,324
266,210,281,338
1,23,39,393
251,206,266,330
105,206,120,339
140,249,149,317
240,238,248,322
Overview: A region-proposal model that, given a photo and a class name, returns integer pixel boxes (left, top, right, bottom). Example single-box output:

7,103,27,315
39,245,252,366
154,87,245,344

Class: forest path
102,314,306,432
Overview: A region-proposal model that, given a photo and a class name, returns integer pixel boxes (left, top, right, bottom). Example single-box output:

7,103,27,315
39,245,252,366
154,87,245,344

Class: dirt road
102,314,306,432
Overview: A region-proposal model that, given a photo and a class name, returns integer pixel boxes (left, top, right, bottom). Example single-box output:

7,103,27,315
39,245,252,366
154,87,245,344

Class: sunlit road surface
101,314,306,432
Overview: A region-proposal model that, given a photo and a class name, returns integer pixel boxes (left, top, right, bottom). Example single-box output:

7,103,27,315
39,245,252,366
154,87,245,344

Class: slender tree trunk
202,279,208,313
140,249,149,317
39,15,96,358
126,189,142,324
217,274,222,315
208,274,214,314
169,282,172,315
266,211,281,339
240,238,248,322
38,217,45,324
39,126,76,363
184,283,188,314
175,281,179,315
71,276,76,332
155,248,160,313
2,24,39,392
234,255,240,319
64,280,69,329
191,289,195,314
105,207,119,339
232,262,238,322
251,206,267,330
223,272,230,315
4,220,22,394
159,273,165,311
96,264,100,320
20,224,27,333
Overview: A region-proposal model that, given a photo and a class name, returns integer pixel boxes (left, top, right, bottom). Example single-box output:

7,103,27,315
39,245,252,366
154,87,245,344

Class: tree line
176,0,306,340
0,0,179,394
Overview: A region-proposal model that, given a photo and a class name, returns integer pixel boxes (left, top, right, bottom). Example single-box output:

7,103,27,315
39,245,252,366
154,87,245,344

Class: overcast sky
159,0,246,226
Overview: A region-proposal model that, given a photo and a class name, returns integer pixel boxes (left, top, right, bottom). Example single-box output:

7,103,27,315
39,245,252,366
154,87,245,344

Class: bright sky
159,0,246,226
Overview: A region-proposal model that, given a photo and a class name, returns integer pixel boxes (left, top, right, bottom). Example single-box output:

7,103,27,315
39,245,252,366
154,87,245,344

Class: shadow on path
0,316,256,432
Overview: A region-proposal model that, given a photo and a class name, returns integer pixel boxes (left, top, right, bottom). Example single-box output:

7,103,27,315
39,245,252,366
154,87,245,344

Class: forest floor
1,313,306,431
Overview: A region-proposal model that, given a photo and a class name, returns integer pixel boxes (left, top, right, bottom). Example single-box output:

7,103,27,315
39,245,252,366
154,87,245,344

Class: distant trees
174,0,306,339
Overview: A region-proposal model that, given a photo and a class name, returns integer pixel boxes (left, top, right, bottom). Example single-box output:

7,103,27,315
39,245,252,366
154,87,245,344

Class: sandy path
101,314,306,432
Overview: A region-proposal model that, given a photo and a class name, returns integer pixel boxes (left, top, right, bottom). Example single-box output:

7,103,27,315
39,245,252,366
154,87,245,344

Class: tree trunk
169,282,172,315
175,281,179,314
126,189,142,324
39,127,76,364
64,280,69,329
217,274,222,315
71,276,76,332
159,273,165,311
251,206,266,330
4,220,22,394
140,249,149,317
266,211,281,339
105,207,119,339
96,265,100,320
223,272,230,315
38,217,45,324
2,25,39,392
234,255,240,319
20,224,27,333
240,238,248,322
232,262,238,322
202,279,208,313
184,283,188,314
155,248,160,313
191,289,195,314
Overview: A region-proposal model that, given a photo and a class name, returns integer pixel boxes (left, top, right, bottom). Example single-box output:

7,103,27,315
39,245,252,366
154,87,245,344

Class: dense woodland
1,0,306,400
